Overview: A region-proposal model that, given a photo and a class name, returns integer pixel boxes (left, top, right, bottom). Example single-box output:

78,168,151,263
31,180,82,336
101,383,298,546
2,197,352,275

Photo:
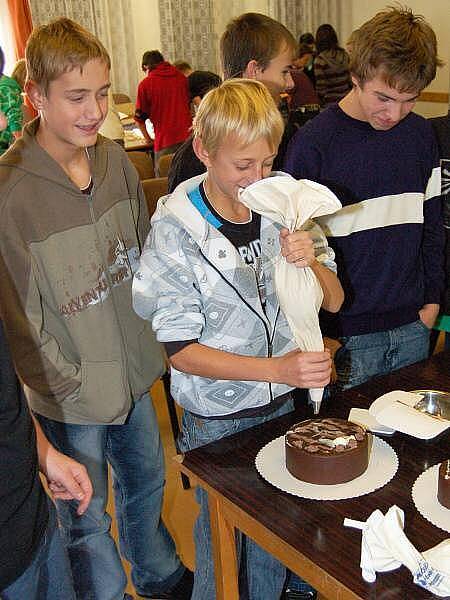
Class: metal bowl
411,390,450,420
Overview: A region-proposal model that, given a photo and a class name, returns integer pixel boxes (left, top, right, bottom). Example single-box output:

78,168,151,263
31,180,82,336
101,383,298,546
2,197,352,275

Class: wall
128,0,162,100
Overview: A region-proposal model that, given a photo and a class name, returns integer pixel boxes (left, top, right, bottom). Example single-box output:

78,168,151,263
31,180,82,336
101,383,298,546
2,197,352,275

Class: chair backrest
112,92,131,104
142,177,168,217
157,153,174,177
127,151,155,180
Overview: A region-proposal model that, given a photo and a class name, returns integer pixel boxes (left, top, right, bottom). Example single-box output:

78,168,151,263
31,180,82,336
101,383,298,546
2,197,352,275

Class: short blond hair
192,79,284,156
348,6,441,92
26,17,110,93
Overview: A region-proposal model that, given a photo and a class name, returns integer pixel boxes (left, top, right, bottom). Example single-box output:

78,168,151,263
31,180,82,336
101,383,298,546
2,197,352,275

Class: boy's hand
418,303,439,329
280,228,315,267
274,348,332,388
41,446,93,515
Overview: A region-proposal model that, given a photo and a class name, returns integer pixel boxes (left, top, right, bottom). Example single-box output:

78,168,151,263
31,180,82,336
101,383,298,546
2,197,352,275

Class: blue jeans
36,392,184,600
178,399,294,600
334,319,430,390
2,503,75,600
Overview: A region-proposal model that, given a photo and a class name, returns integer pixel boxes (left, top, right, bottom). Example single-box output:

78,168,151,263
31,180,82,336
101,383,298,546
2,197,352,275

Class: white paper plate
255,435,398,501
412,465,450,533
369,391,449,439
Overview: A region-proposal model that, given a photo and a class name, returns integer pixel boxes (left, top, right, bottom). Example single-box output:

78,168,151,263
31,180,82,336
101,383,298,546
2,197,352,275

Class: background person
174,60,193,76
429,109,450,352
168,12,296,192
0,46,23,155
135,50,192,175
313,23,352,106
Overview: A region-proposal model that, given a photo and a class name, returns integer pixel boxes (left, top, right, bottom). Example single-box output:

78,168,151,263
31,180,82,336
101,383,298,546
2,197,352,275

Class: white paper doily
412,464,450,533
255,435,398,500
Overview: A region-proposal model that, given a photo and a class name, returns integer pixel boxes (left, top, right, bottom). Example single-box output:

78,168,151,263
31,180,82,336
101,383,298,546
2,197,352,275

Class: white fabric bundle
239,174,341,411
344,505,450,596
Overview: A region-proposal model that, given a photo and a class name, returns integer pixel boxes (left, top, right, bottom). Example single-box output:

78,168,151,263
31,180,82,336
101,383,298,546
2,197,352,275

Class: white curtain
29,0,139,101
267,0,352,46
158,0,217,72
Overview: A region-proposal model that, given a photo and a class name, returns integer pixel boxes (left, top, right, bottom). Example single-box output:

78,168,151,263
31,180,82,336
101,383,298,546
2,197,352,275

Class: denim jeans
2,503,75,600
36,392,184,600
334,319,430,390
178,398,294,600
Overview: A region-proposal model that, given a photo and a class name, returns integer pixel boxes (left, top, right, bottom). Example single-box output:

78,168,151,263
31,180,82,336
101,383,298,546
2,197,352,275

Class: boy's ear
193,136,211,167
25,80,45,111
350,74,360,89
243,59,259,80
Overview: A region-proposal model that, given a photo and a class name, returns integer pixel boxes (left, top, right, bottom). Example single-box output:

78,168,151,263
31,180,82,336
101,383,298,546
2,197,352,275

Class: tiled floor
113,333,445,598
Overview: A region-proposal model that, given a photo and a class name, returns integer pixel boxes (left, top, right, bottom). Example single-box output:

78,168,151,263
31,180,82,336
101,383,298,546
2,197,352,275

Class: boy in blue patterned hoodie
133,79,343,600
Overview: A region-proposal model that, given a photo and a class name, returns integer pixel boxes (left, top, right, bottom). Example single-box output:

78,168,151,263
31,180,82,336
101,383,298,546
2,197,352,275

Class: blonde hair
348,6,442,92
193,79,284,156
26,17,110,93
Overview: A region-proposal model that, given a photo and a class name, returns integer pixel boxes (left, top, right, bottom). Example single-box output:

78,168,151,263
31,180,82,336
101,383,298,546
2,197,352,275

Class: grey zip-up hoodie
0,119,164,424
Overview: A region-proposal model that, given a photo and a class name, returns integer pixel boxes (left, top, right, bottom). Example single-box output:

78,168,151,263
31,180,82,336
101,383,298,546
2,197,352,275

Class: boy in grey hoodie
0,17,191,600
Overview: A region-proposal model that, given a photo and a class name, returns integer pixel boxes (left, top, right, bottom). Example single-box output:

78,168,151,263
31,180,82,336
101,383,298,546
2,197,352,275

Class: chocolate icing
285,418,369,485
437,460,450,509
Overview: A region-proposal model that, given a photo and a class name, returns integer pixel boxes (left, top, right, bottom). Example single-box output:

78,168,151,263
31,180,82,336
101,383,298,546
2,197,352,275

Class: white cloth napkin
344,505,450,596
239,174,341,412
369,391,449,439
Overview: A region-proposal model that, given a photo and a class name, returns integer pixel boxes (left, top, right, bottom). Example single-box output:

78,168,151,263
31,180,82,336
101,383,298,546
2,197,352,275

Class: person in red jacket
135,50,192,175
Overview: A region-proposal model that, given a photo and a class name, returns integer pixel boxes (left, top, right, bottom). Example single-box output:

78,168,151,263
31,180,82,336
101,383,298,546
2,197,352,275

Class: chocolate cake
285,418,369,485
438,460,450,509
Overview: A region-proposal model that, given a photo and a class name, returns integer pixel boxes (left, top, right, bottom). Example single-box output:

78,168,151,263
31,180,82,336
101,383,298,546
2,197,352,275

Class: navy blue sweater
284,104,444,337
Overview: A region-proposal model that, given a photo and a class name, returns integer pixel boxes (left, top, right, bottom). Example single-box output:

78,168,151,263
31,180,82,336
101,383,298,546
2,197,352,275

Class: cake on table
438,460,450,509
285,418,369,485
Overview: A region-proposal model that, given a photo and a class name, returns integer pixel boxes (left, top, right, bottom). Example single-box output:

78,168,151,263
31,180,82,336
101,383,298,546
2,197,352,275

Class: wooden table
177,352,450,599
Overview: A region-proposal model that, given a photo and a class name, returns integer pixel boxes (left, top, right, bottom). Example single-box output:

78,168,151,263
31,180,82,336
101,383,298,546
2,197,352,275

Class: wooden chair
161,372,190,489
157,153,174,177
127,151,155,180
112,92,131,104
143,176,188,488
142,177,168,216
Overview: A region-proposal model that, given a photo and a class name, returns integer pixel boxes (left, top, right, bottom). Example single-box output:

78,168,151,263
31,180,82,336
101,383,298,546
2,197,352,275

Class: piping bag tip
309,387,324,415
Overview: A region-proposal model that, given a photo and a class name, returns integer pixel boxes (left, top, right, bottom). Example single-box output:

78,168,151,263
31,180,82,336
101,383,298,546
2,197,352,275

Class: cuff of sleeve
424,293,442,306
164,339,197,357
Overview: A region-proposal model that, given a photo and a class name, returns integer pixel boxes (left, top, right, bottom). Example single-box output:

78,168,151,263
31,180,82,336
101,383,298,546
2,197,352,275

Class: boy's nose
386,102,402,123
248,164,263,183
285,71,294,91
86,98,104,120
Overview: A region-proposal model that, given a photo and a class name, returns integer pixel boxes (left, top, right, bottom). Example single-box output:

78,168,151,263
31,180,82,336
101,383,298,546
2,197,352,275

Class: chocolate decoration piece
285,418,369,485
437,460,450,509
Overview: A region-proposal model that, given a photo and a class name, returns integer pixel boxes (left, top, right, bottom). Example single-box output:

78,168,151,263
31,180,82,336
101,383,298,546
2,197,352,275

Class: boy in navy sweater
284,7,444,389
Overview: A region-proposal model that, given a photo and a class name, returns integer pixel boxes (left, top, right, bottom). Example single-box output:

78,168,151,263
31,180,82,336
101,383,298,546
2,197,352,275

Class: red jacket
135,62,192,152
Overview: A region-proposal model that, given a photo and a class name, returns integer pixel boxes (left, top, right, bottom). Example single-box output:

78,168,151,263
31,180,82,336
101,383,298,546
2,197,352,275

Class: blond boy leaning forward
133,79,344,600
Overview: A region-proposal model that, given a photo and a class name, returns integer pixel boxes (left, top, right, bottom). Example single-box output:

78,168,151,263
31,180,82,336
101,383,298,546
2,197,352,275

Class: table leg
208,495,239,600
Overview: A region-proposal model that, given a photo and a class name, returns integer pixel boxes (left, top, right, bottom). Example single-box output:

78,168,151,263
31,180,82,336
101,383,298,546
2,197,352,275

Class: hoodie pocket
78,360,130,423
